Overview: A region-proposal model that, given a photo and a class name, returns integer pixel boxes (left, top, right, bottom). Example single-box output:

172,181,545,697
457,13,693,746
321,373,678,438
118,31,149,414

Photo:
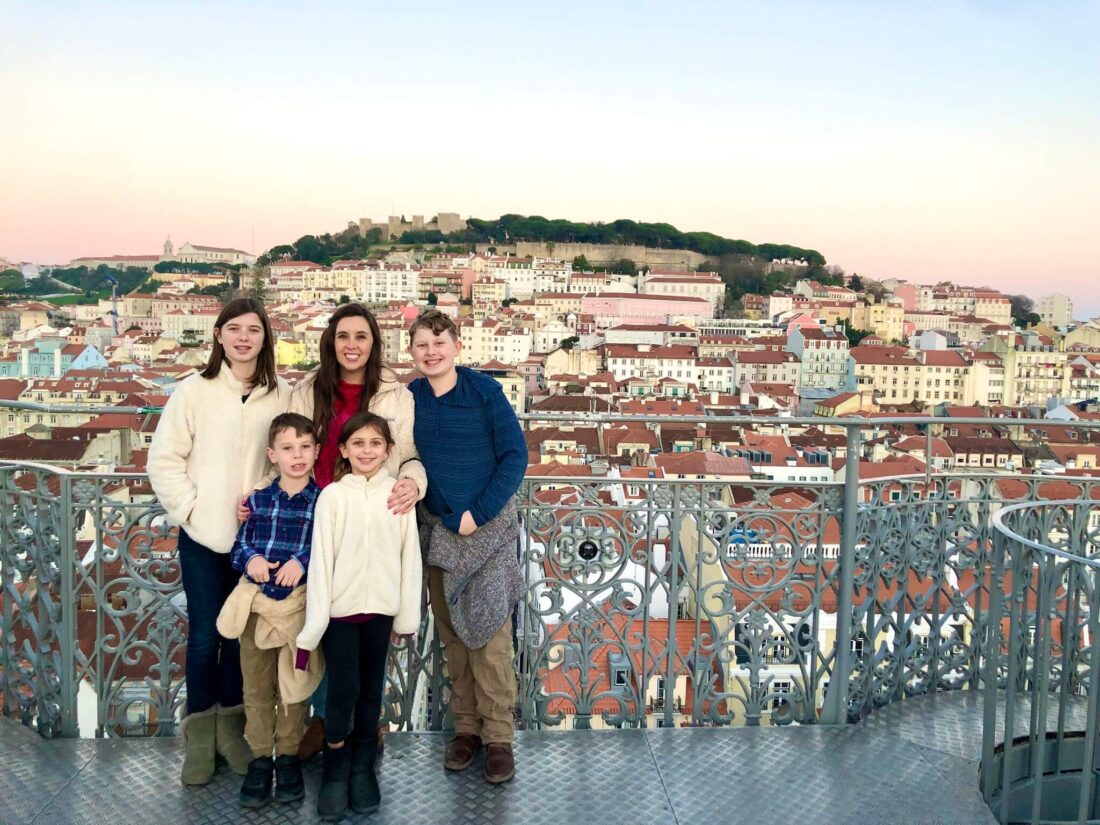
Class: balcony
2,415,1099,824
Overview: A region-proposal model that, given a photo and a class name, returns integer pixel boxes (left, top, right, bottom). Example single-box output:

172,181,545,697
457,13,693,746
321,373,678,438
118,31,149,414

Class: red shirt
314,380,363,489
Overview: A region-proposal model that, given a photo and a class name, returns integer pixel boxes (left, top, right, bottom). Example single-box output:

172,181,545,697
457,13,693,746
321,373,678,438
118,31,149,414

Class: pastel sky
3,1,1098,314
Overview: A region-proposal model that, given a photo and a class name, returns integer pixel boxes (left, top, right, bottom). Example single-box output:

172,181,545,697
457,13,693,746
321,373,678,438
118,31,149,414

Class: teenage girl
148,297,291,786
296,411,422,820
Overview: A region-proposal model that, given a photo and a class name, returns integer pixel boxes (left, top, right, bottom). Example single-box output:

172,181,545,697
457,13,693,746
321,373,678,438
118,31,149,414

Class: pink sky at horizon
3,2,1098,314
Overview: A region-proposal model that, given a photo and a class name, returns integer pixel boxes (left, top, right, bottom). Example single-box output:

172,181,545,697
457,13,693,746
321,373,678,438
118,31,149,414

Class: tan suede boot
215,704,253,775
180,706,217,786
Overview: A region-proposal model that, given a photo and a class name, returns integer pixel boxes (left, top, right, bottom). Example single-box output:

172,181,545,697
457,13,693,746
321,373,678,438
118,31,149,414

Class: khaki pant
240,613,308,758
428,567,516,744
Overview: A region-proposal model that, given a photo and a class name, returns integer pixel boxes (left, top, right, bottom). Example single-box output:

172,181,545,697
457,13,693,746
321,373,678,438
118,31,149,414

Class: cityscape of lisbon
0,211,1093,475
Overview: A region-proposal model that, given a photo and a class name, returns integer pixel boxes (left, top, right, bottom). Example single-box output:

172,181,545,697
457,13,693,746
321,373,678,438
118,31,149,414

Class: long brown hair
310,303,384,445
199,297,277,391
333,411,394,482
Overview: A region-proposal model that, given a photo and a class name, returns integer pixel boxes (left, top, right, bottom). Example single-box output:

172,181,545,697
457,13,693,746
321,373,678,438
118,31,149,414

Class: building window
770,680,792,710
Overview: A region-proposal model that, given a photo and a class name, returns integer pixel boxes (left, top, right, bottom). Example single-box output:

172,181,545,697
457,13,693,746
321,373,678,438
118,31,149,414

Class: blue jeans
179,530,242,714
312,672,328,720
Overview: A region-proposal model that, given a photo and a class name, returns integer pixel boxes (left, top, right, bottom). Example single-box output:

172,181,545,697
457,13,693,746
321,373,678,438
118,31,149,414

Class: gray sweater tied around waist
419,499,524,650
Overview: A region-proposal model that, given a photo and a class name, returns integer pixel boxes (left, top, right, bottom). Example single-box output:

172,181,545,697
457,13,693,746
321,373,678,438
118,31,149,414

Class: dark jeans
321,616,394,745
179,529,242,714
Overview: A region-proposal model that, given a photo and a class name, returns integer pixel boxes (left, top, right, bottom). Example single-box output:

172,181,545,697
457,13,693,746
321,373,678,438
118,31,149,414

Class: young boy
216,412,324,807
407,309,528,784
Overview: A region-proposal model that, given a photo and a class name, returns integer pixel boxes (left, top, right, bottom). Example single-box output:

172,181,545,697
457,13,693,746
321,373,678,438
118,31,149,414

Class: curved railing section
983,499,1100,825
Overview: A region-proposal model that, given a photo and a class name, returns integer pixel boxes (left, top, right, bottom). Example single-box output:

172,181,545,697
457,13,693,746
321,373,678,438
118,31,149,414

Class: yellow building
275,337,307,368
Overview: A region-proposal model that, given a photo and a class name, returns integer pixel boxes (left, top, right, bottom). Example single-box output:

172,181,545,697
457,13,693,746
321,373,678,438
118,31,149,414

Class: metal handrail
984,498,1100,825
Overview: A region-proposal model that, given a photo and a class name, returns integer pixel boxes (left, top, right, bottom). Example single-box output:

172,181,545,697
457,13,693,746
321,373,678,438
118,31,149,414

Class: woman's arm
386,388,427,514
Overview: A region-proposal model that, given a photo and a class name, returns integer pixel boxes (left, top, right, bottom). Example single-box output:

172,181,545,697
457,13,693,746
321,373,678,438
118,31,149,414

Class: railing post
821,422,860,724
57,475,78,737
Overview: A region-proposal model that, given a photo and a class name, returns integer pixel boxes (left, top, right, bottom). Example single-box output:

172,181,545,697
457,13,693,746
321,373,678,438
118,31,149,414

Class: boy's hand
237,496,251,524
391,631,415,646
387,478,419,515
246,556,279,583
274,558,304,588
458,511,477,536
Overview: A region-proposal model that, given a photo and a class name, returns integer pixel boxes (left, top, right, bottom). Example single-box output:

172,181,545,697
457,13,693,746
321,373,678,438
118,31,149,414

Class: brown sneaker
443,734,481,771
297,716,325,762
484,743,515,784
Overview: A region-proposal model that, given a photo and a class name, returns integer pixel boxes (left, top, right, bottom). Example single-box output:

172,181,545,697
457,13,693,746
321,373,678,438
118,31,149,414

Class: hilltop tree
837,318,875,347
0,269,24,293
248,266,269,304
1010,294,1041,328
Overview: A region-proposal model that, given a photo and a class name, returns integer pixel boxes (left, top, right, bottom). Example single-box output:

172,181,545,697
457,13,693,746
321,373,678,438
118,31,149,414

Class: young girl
285,302,426,758
148,297,291,786
296,412,422,821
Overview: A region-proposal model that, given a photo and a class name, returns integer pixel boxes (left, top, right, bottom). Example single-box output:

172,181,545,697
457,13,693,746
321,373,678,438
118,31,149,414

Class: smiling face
215,311,264,369
338,424,390,479
266,427,319,483
334,315,373,381
409,327,461,381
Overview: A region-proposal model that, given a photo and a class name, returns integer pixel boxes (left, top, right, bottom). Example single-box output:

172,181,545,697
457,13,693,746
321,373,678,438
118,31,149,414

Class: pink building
581,293,713,328
891,282,919,311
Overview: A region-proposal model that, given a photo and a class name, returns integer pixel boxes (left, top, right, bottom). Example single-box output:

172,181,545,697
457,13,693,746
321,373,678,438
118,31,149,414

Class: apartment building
604,344,698,383
786,327,850,390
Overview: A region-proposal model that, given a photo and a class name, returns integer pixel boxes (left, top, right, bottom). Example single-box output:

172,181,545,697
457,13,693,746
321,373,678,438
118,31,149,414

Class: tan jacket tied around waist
216,578,324,705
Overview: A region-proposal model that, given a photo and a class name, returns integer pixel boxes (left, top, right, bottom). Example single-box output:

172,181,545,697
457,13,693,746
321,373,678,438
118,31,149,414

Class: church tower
163,236,174,258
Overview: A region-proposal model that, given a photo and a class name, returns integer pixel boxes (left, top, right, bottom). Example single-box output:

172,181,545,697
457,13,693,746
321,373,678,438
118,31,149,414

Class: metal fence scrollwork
4,416,1100,751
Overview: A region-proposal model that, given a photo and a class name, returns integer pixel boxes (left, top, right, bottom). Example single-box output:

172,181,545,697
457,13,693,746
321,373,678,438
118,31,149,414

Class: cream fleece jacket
297,469,423,650
289,367,427,499
147,364,291,553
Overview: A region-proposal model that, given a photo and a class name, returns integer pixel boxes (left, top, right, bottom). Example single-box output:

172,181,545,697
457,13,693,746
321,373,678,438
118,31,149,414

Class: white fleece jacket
289,367,427,499
147,364,291,553
297,469,423,650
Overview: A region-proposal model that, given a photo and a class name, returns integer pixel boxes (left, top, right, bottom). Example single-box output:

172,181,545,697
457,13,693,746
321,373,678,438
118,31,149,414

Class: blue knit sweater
410,367,527,533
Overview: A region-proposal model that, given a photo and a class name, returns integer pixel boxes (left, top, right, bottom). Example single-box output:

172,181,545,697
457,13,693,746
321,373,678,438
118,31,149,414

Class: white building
1037,293,1074,329
173,242,255,267
604,344,697,383
360,264,420,304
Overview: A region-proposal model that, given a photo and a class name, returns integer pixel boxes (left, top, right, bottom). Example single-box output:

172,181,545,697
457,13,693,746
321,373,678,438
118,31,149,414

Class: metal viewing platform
3,415,1099,823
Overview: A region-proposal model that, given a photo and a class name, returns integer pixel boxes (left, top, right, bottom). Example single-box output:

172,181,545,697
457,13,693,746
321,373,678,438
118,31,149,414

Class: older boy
218,412,323,807
407,309,528,784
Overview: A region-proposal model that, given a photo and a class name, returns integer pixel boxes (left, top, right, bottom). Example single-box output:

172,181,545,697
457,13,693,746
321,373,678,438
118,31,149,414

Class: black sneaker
239,756,273,807
274,754,304,803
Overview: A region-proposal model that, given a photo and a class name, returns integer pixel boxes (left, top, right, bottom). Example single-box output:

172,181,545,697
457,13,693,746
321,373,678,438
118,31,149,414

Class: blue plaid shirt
231,478,319,601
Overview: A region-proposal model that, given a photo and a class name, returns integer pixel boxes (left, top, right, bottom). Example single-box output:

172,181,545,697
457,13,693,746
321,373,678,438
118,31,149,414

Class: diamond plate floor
2,696,1001,825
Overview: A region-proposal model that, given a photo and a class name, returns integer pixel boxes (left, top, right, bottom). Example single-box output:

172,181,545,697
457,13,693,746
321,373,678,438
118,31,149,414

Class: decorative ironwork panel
850,474,1100,720
0,463,67,736
515,477,843,729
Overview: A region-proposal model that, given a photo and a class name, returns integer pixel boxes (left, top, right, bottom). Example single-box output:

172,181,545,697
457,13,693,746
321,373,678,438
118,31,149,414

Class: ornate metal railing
3,415,1100,739
982,499,1100,825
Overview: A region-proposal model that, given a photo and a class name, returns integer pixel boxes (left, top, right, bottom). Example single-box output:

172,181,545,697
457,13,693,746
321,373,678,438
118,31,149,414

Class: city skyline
3,2,1098,313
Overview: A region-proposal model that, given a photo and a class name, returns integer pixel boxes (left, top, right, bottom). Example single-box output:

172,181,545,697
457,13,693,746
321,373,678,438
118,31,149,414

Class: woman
148,297,291,785
288,302,426,756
